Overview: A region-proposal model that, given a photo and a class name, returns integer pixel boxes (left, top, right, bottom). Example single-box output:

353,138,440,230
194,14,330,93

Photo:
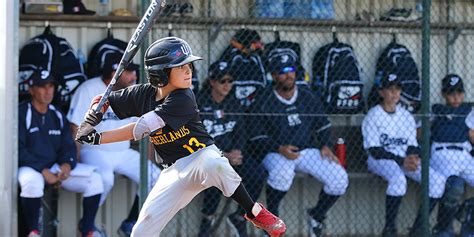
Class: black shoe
306,210,324,237
198,216,213,237
226,212,248,237
382,227,397,237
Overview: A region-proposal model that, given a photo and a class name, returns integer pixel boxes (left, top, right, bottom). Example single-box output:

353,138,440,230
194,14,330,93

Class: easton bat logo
127,0,163,53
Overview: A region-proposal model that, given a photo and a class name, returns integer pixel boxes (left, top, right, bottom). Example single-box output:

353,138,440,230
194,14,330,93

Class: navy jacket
18,101,76,172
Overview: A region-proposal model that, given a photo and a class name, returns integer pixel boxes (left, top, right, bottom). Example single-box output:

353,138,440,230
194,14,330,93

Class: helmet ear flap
147,69,169,88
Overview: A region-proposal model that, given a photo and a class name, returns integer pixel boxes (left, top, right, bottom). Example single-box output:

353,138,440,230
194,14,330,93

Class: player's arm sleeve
108,85,142,119
367,147,404,166
18,111,45,172
154,90,197,131
57,119,77,169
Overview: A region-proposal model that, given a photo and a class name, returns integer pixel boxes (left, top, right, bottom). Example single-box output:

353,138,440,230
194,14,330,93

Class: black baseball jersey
108,84,214,164
197,91,246,152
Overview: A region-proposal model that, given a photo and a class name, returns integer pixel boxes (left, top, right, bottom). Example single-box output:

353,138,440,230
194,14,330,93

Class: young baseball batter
75,37,286,237
429,74,474,236
362,73,447,237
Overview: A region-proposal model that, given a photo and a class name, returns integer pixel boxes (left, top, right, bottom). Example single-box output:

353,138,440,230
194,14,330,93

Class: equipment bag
86,37,128,78
19,26,86,112
368,42,421,112
312,40,364,114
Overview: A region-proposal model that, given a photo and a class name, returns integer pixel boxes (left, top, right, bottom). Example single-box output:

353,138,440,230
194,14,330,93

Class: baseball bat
94,0,166,113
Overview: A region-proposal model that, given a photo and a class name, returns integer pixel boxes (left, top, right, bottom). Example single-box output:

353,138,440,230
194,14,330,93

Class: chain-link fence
18,0,474,236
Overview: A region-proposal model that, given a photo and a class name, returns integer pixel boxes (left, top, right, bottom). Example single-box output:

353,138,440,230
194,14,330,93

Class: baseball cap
379,73,401,89
28,70,56,87
233,29,263,49
442,74,464,93
268,54,297,74
102,52,139,76
208,60,231,80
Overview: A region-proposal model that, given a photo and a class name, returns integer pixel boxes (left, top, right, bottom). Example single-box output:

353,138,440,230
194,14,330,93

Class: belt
435,145,464,151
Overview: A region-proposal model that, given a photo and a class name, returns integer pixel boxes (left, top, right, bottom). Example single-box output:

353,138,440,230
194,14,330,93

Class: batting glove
76,129,101,145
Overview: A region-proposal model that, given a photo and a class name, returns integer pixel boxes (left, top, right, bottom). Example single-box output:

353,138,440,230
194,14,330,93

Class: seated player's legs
132,145,241,236
18,166,46,198
367,157,406,235
367,157,407,196
431,148,464,178
263,152,297,216
263,152,297,192
80,149,116,204
60,166,104,197
458,150,474,187
404,165,447,199
296,148,348,195
18,167,45,234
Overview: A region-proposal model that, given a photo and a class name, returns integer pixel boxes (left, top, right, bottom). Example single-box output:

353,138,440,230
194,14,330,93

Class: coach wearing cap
68,52,160,236
18,69,104,237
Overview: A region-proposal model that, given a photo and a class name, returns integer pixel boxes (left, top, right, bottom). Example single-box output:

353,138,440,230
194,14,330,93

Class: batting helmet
144,37,202,87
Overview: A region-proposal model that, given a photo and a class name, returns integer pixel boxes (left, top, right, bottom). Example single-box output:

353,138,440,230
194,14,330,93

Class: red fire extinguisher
335,138,346,168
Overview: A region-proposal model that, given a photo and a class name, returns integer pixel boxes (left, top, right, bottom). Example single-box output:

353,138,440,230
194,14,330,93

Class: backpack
312,40,364,114
368,42,421,112
264,40,310,87
86,37,128,78
19,27,86,113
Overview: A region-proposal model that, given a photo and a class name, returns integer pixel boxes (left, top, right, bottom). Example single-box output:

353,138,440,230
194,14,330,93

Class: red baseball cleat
244,203,286,237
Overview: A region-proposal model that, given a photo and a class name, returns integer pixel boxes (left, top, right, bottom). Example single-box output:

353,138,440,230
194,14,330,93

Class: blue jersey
250,86,331,152
197,92,246,152
432,103,472,143
18,101,76,172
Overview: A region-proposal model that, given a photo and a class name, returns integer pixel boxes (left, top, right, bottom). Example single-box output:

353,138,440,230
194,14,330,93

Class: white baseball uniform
362,104,446,198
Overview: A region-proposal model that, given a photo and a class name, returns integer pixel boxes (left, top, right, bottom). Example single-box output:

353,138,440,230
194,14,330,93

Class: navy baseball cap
442,74,464,93
268,54,296,74
208,60,231,80
379,73,401,89
28,69,56,87
102,52,139,76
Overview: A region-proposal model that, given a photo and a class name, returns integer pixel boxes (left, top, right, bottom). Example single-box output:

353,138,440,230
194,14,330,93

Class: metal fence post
139,0,151,208
421,0,432,236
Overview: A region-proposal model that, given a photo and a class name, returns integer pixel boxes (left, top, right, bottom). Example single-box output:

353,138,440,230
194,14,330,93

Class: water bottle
98,0,109,16
335,138,346,168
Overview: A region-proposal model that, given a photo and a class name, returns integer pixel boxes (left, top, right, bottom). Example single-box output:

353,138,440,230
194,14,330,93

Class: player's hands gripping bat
75,95,109,142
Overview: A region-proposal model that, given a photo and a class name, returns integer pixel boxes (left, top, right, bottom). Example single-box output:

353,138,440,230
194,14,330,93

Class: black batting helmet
144,37,203,87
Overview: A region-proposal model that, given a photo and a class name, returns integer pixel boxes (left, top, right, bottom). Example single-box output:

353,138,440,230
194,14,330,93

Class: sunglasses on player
278,66,296,75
